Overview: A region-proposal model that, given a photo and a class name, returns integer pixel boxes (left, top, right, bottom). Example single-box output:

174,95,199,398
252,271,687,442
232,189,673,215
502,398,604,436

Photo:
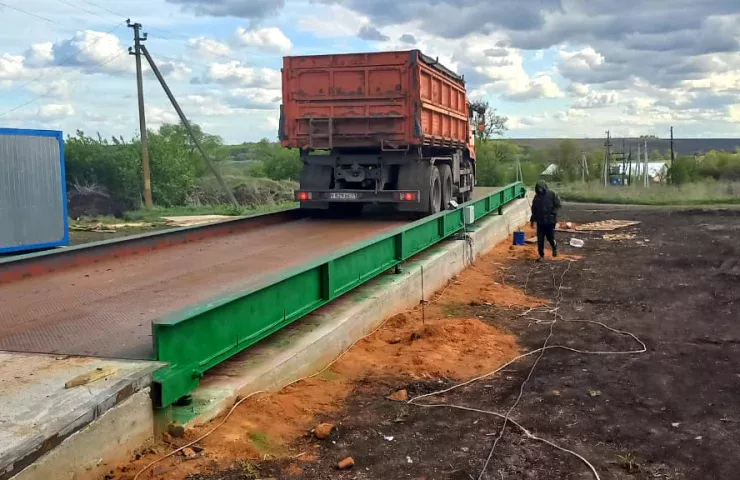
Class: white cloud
27,79,72,99
571,89,619,109
0,54,27,80
188,36,231,58
196,61,280,88
298,4,369,38
569,82,590,95
157,60,193,81
558,47,605,75
682,71,740,93
234,26,292,53
25,43,54,67
227,87,282,109
729,105,740,122
147,106,180,126
39,103,75,119
184,94,236,116
27,30,130,74
448,38,563,101
505,73,564,101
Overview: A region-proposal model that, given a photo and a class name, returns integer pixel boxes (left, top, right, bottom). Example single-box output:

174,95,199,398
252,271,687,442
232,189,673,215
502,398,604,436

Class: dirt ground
119,205,740,480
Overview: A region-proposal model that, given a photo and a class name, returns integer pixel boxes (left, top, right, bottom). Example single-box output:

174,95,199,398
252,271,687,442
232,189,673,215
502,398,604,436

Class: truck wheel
439,164,453,210
299,164,332,214
461,172,474,203
428,166,442,214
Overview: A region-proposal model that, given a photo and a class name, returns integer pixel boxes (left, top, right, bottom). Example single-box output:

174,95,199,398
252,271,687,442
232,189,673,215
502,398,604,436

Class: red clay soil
113,227,546,480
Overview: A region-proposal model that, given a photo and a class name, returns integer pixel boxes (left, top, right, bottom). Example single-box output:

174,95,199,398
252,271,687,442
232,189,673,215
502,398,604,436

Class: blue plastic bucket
513,230,526,246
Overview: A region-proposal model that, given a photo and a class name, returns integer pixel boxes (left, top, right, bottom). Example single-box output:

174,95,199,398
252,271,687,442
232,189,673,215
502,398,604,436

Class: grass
246,430,284,456
72,202,297,226
247,431,271,451
122,202,297,223
557,181,740,206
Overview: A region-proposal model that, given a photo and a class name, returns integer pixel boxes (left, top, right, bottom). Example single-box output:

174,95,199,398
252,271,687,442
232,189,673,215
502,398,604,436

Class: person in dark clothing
530,179,562,261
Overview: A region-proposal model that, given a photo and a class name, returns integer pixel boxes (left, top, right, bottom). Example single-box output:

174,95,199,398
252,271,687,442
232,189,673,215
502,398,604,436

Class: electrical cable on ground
408,260,647,480
479,262,570,479
133,258,449,479
134,241,645,480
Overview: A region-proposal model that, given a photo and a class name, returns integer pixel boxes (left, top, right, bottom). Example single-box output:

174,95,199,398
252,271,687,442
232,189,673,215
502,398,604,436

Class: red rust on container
281,50,472,155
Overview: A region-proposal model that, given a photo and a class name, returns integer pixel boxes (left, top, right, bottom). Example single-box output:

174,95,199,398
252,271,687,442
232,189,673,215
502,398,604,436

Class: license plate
329,192,358,200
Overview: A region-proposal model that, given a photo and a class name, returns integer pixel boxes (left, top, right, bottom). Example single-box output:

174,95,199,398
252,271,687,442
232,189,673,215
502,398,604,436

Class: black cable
0,46,130,118
0,1,59,24
53,0,120,22
0,20,127,102
80,0,125,18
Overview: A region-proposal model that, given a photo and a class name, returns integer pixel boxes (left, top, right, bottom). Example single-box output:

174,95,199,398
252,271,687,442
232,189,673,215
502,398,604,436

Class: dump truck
279,50,481,215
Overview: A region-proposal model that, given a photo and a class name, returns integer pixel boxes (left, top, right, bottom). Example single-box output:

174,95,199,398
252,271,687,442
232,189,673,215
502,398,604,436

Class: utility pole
515,156,523,183
581,151,588,182
669,126,675,183
128,20,153,208
644,139,649,187
603,130,611,186
621,137,627,186
140,44,238,206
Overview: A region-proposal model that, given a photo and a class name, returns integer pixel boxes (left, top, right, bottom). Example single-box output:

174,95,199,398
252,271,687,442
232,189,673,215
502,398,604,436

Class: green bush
188,175,297,206
65,124,236,211
65,131,141,209
252,139,302,181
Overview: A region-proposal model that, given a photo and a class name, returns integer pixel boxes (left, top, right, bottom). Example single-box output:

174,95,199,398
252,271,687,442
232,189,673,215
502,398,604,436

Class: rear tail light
397,192,417,201
296,191,312,201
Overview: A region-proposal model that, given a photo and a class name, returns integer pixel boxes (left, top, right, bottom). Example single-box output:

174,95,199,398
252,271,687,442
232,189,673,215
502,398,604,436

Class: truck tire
461,171,474,203
299,164,332,213
300,164,332,189
397,161,441,215
428,166,442,214
439,164,452,210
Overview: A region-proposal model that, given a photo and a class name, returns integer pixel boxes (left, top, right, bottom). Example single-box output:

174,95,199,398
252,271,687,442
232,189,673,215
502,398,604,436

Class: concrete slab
0,353,161,479
171,197,530,426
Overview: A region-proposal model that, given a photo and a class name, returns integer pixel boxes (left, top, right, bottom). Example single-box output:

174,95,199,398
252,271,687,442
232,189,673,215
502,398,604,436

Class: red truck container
279,50,479,214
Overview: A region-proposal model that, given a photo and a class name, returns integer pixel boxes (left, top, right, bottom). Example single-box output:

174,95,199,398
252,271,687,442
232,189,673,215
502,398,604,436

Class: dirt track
127,205,740,480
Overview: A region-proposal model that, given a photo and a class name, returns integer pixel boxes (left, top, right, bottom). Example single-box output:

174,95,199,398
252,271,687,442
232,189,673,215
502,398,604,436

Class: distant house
629,162,669,183
540,163,560,176
540,161,669,183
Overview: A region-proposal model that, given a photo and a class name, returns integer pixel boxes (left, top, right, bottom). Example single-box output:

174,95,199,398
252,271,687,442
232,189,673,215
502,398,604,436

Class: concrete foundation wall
14,389,154,480
179,197,530,425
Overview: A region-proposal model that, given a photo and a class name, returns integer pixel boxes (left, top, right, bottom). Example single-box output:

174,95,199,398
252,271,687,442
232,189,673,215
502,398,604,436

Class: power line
53,0,121,22
0,46,130,118
80,0,125,18
0,1,60,25
0,20,127,100
78,1,195,42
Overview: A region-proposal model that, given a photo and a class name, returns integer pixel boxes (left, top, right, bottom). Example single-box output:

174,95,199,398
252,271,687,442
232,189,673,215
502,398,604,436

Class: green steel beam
152,182,526,406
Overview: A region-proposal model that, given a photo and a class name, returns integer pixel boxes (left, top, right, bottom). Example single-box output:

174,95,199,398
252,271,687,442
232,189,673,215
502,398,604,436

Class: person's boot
536,256,544,262
552,244,558,258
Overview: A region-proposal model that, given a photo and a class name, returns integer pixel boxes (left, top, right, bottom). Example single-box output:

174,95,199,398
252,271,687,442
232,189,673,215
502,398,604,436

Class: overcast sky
1,0,739,143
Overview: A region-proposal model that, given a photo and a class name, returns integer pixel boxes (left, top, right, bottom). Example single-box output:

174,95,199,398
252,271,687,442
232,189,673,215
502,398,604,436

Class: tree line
65,119,739,215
